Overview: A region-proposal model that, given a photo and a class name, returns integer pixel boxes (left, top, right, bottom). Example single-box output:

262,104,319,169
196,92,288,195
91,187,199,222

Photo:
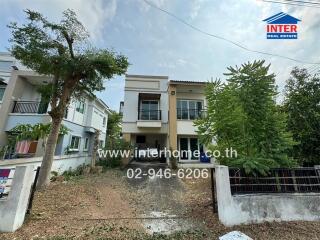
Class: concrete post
0,165,35,232
215,165,233,224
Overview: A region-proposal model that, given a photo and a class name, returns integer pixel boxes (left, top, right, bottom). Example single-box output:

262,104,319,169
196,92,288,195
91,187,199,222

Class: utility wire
262,0,320,8
273,0,320,5
142,0,320,65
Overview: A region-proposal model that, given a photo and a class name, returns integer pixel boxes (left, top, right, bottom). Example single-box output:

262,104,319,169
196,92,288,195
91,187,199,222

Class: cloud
190,0,204,20
1,0,117,42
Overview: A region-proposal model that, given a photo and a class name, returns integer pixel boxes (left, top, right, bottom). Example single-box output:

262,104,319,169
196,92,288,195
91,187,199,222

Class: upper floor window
76,101,85,114
103,116,106,127
177,99,203,120
139,100,160,120
0,86,5,102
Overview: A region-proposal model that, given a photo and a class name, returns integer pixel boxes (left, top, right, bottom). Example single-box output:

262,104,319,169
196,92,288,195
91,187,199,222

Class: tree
107,111,122,144
10,123,69,149
195,60,296,174
8,9,129,188
284,67,320,166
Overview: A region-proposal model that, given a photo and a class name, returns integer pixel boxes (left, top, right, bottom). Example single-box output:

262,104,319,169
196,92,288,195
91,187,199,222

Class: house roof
263,12,301,24
169,80,207,85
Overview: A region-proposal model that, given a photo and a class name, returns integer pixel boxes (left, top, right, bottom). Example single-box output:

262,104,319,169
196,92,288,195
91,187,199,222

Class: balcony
177,108,206,120
137,109,162,128
12,101,48,114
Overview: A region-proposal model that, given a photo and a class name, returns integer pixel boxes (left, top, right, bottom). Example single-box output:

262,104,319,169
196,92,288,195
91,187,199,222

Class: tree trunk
37,117,62,189
91,130,100,168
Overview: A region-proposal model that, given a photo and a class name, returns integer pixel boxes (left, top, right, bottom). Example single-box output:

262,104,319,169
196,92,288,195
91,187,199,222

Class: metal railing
12,101,48,114
229,167,320,195
176,108,206,120
138,110,162,120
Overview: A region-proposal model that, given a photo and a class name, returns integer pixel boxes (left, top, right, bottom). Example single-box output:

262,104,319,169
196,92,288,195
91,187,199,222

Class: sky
0,0,319,111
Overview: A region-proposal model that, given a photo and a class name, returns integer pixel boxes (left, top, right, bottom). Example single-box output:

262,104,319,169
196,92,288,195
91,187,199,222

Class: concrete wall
0,165,34,232
215,165,320,226
0,154,91,174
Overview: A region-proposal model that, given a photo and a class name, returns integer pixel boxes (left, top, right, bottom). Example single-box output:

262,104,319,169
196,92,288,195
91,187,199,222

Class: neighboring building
0,54,111,158
122,74,207,164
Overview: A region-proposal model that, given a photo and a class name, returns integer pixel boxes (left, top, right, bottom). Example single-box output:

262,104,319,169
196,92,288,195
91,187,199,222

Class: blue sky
0,0,319,110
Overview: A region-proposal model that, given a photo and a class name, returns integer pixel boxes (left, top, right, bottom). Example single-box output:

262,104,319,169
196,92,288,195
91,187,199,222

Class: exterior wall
175,84,206,137
122,75,169,135
0,154,91,174
5,114,51,131
215,165,320,226
0,69,110,155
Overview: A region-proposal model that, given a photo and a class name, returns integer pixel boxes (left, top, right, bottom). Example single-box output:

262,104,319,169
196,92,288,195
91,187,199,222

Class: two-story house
0,53,111,158
122,74,207,165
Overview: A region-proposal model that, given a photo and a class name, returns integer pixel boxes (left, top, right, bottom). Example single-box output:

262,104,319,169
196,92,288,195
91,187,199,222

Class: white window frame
69,135,81,151
76,101,85,114
177,99,203,120
83,137,89,151
139,100,160,120
178,137,201,162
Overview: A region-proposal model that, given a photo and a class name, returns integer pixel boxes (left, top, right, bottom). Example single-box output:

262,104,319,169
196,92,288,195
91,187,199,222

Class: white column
215,165,233,224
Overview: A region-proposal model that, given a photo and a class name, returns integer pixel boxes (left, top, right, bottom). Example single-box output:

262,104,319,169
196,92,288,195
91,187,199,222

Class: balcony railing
177,108,206,120
12,101,48,114
138,110,162,120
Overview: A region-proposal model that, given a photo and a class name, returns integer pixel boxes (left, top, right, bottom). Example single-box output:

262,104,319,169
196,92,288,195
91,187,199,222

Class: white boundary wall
0,154,91,232
215,165,320,226
0,154,91,174
0,165,34,232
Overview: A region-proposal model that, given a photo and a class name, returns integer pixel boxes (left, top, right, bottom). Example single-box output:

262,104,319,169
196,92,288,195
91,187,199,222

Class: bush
98,138,131,168
61,165,86,181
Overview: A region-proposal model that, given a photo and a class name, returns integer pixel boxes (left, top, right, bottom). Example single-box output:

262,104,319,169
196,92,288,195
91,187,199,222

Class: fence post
215,165,233,224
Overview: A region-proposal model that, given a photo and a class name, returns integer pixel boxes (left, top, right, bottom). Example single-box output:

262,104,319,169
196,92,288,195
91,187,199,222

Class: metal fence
229,167,320,195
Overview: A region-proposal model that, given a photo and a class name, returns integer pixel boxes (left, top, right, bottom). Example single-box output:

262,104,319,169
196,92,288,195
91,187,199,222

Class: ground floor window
178,137,203,161
99,140,104,149
84,138,89,151
0,86,6,101
70,136,81,151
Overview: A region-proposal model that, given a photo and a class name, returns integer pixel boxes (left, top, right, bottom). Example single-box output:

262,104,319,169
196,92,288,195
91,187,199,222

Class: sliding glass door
178,137,201,161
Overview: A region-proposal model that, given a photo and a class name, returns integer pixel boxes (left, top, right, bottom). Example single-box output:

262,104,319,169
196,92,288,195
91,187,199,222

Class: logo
263,12,301,39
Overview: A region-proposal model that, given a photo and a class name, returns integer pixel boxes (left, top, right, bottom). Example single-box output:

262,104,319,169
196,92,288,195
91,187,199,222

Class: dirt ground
1,168,320,240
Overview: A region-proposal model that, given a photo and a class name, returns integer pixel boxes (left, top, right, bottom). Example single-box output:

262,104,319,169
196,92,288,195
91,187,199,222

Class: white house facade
122,74,209,164
0,53,111,159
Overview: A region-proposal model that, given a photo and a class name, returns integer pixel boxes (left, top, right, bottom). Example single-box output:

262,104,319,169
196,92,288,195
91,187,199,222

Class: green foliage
106,111,122,140
8,8,129,187
99,138,132,168
61,165,85,181
195,60,296,174
10,123,69,142
284,67,320,166
8,9,129,116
